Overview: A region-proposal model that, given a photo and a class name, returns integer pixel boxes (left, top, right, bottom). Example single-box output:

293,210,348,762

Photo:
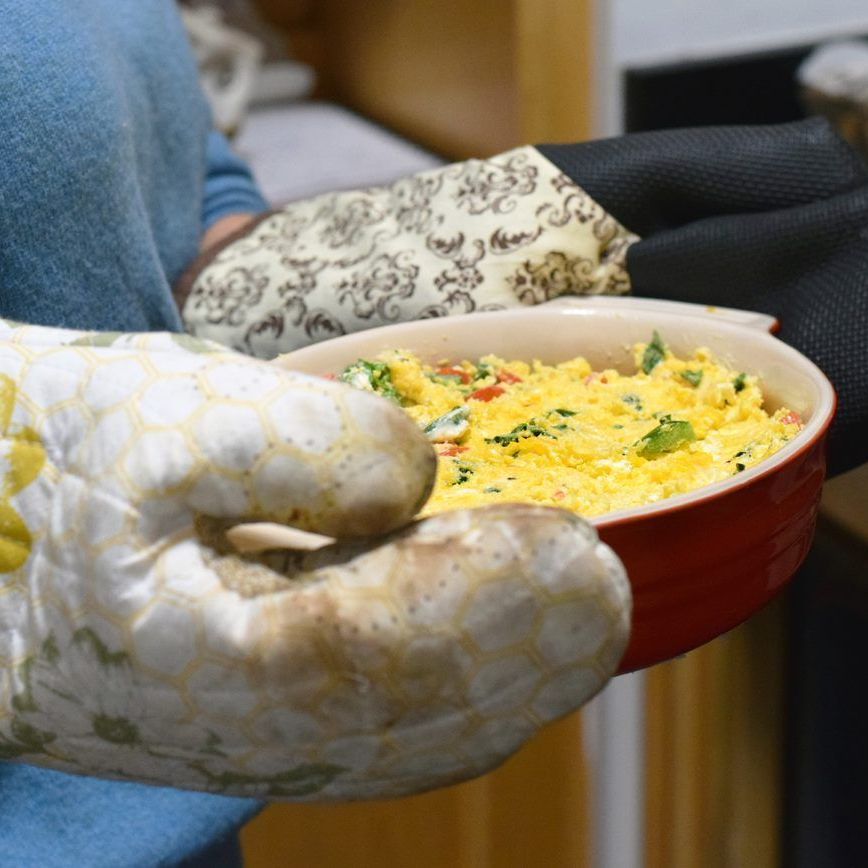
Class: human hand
0,320,630,799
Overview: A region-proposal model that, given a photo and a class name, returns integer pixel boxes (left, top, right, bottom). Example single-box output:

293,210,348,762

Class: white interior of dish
278,301,836,523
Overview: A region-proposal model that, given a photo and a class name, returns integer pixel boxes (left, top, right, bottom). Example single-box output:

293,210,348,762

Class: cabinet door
241,712,592,868
257,0,597,158
645,601,785,868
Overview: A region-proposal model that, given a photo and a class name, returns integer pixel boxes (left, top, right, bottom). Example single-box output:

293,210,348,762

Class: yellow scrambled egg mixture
338,333,803,519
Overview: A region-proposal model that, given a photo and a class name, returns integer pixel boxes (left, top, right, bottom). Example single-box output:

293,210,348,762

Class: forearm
200,211,258,252
202,129,268,232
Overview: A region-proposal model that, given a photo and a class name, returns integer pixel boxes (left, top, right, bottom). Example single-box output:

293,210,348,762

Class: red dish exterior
602,423,831,673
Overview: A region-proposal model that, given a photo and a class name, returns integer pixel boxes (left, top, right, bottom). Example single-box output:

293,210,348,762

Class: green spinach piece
423,406,471,442
487,419,554,446
641,331,667,374
473,361,495,382
636,415,696,457
453,465,475,485
339,360,402,403
426,371,464,386
621,393,644,412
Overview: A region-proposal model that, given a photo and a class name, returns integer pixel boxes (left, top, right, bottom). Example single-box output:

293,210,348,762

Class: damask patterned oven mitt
175,146,637,357
0,320,630,799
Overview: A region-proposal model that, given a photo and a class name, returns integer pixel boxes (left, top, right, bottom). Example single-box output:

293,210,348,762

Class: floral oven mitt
0,320,630,800
177,146,637,358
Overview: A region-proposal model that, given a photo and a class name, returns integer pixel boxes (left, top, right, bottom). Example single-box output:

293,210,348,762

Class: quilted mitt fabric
0,320,630,800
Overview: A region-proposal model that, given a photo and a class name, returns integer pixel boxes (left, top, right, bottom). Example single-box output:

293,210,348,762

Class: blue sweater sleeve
202,130,270,229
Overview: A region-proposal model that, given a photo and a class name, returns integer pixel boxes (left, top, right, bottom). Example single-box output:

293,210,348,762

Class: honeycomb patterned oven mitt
0,319,631,800
175,146,638,358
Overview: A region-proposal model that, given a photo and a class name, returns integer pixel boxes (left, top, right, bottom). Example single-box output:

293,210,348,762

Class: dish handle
542,296,780,334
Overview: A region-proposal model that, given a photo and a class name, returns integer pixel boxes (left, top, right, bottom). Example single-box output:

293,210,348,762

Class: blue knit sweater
0,0,268,332
0,2,267,865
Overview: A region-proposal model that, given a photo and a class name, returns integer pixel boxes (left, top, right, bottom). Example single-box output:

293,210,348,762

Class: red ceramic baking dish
278,297,836,673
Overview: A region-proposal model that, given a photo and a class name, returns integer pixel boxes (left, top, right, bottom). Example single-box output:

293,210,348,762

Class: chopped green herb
735,463,746,472
553,424,569,431
551,408,576,417
487,419,554,446
641,331,667,374
453,465,475,485
680,369,703,387
636,416,696,457
484,486,502,493
473,361,494,382
340,360,402,403
426,371,464,386
622,393,644,412
733,372,748,393
423,406,471,442
612,424,624,429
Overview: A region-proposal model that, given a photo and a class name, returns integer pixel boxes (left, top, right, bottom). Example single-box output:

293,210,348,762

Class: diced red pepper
436,366,471,384
497,370,523,384
438,444,469,457
468,385,505,402
584,373,608,385
553,490,566,501
781,411,803,427
322,373,338,380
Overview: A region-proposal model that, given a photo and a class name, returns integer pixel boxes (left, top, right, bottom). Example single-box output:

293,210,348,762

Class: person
3,3,868,867
0,6,266,866
0,4,630,866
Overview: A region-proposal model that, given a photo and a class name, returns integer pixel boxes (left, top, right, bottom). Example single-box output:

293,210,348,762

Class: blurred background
179,1,868,865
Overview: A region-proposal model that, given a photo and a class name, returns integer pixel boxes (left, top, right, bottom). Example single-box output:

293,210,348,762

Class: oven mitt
175,146,637,358
0,319,630,800
539,117,868,476
178,118,867,474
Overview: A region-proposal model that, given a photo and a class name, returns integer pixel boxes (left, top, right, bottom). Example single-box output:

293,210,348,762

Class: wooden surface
317,0,521,158
821,463,868,544
645,599,786,868
256,0,595,158
241,710,591,868
513,0,596,144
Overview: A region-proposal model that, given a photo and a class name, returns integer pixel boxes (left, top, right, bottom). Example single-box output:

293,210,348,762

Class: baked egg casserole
337,333,803,519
